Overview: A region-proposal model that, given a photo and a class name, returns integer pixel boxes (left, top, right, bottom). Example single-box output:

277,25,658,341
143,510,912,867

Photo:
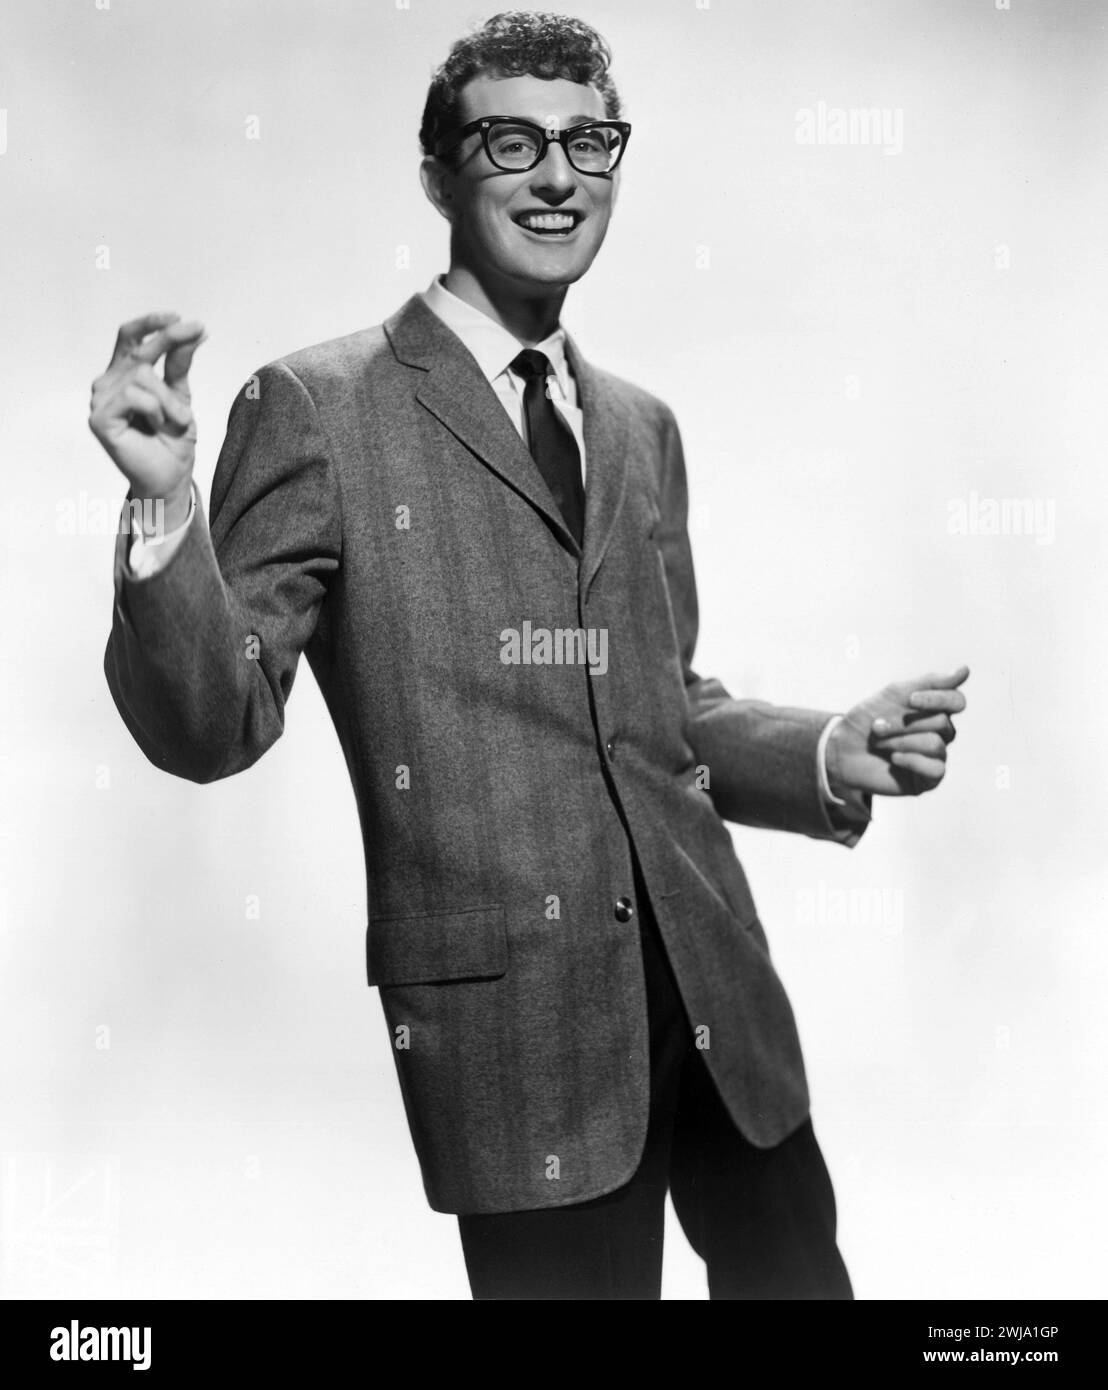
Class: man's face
434,73,619,294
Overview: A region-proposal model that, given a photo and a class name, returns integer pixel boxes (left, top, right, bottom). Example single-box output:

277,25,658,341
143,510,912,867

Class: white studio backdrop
1,0,1105,1299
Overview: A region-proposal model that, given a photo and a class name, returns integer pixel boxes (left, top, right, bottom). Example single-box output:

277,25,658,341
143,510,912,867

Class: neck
442,264,566,346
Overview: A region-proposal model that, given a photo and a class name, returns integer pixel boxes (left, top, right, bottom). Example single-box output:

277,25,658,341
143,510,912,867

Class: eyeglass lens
486,122,623,173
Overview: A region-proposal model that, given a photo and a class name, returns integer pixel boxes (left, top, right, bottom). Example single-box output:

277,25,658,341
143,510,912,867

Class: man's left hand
827,665,970,798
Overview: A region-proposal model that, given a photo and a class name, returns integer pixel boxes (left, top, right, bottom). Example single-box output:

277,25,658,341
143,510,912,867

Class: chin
512,252,597,288
519,263,586,284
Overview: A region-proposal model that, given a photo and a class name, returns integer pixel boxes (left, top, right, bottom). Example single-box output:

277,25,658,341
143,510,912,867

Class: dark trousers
458,893,853,1300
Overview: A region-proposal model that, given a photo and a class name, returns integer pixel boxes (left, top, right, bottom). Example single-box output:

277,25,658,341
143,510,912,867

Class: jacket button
614,896,634,923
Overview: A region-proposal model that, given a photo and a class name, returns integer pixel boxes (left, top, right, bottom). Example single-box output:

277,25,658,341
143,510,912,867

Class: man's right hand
88,312,208,533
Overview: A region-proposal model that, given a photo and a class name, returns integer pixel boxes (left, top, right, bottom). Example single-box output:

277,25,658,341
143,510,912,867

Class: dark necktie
509,348,585,547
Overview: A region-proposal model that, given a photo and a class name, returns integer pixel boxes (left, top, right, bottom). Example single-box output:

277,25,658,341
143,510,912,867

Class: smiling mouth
512,211,583,237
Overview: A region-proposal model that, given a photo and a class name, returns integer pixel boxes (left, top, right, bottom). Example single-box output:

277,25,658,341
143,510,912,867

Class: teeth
519,213,576,231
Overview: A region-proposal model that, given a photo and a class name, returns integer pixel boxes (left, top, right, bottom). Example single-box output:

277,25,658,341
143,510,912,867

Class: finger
109,312,181,369
871,712,955,740
889,750,946,784
873,714,956,744
164,329,208,390
130,365,193,433
116,382,169,434
911,665,970,691
95,364,187,423
908,688,967,714
90,374,150,435
129,318,206,367
902,711,957,740
871,732,947,758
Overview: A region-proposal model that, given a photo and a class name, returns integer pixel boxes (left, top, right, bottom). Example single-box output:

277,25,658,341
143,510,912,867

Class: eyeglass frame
433,115,632,176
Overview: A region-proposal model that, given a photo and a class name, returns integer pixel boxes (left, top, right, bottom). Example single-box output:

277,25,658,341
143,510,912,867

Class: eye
571,130,607,154
488,124,542,159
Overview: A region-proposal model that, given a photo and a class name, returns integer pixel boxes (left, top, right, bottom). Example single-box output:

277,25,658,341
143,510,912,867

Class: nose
529,139,578,197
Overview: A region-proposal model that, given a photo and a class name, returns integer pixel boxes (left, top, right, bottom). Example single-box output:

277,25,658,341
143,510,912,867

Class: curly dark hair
419,11,622,162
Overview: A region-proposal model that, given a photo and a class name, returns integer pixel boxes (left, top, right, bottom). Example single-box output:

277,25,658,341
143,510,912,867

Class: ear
420,156,457,223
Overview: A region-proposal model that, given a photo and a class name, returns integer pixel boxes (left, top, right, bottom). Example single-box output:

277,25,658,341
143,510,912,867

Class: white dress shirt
421,273,587,483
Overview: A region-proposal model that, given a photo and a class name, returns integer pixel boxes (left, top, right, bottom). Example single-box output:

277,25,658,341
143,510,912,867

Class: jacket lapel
564,329,630,594
384,294,630,591
385,295,573,549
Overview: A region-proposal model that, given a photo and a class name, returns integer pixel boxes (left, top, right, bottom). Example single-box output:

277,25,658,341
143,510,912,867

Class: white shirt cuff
817,714,847,806
128,490,196,579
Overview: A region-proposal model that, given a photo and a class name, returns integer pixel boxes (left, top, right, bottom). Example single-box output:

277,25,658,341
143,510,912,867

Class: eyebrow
490,113,605,127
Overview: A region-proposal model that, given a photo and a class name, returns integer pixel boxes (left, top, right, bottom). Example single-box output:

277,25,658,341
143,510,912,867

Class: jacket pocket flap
366,904,507,987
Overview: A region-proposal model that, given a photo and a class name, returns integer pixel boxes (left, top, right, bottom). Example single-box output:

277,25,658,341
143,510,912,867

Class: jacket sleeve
103,360,342,783
654,403,870,846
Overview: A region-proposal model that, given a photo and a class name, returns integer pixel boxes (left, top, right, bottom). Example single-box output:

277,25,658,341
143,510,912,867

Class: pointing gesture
89,311,208,531
827,666,970,798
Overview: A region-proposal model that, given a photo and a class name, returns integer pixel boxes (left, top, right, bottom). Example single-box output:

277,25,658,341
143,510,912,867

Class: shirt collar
420,274,572,399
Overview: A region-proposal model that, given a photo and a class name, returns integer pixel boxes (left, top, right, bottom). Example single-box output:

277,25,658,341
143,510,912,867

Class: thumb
165,330,208,391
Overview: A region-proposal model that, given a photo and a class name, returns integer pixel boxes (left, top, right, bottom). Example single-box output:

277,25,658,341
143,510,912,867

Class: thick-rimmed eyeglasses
434,116,631,175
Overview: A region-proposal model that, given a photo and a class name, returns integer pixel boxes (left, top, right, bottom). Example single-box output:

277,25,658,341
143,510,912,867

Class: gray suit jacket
105,293,867,1214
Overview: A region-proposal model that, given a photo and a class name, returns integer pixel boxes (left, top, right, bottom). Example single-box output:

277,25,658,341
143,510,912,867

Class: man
90,12,968,1299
